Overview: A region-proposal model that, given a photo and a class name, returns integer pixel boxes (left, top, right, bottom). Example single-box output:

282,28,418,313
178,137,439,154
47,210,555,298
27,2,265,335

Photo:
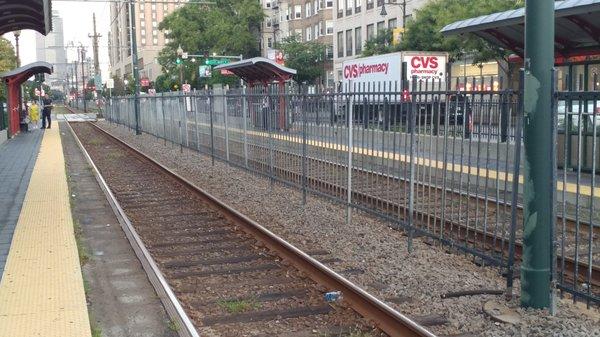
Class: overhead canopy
0,0,53,36
214,57,297,85
441,0,600,58
0,61,53,84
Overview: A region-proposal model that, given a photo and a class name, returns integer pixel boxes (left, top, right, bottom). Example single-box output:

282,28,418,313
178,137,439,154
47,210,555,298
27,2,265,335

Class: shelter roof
441,0,600,57
0,0,53,36
0,61,53,85
214,57,297,85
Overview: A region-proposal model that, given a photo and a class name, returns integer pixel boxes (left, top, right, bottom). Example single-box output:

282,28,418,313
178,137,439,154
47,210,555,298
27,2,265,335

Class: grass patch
167,320,180,332
87,138,102,146
73,218,90,266
217,298,261,314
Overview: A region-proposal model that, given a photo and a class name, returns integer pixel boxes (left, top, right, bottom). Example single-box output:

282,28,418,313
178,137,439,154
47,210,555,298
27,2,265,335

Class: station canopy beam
0,0,53,36
440,0,600,58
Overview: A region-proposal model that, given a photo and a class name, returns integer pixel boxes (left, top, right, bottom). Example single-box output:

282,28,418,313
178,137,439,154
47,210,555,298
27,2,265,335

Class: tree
278,36,327,84
363,0,524,64
158,0,264,88
0,38,17,101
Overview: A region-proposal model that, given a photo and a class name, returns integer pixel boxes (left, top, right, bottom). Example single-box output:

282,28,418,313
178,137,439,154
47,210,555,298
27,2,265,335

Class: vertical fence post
223,88,230,162
521,0,555,309
161,93,167,146
346,82,354,226
194,93,200,153
500,89,509,143
302,88,308,205
242,86,249,168
179,94,184,153
209,91,215,166
268,88,274,189
407,76,418,253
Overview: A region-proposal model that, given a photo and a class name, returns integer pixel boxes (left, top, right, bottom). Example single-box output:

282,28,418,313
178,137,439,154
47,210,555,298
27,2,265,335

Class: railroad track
69,121,437,337
179,133,599,297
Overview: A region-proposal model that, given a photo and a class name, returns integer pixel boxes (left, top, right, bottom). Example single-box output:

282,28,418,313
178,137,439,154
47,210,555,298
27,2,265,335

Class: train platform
0,126,91,336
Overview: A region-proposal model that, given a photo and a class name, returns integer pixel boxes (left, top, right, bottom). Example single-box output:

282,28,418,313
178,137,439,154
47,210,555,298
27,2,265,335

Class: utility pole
521,0,555,309
74,60,79,102
129,0,142,135
80,46,88,113
89,13,102,78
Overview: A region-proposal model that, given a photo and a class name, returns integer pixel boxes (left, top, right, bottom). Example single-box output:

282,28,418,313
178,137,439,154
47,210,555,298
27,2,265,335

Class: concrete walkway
0,126,91,337
0,130,43,279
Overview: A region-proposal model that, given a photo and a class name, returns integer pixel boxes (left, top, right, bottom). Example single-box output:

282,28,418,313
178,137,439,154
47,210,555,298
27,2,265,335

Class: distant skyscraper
35,10,68,90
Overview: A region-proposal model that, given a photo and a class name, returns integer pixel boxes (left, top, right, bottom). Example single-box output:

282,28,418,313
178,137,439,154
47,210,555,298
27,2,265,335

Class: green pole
521,0,555,308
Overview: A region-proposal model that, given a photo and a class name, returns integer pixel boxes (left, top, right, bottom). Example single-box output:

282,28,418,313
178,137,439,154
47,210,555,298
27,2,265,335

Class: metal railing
104,80,599,306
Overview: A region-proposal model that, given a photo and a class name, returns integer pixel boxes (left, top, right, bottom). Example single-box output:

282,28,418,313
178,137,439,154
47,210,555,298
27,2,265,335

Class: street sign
205,59,230,66
106,78,115,89
199,65,212,77
182,83,191,93
182,52,189,59
220,69,234,76
148,88,156,95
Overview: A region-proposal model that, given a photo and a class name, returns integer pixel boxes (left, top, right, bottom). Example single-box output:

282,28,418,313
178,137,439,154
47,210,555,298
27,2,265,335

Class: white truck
341,51,448,93
338,51,468,128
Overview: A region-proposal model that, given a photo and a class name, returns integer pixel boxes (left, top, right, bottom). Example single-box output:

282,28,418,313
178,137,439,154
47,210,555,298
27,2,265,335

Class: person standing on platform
29,101,40,129
41,95,53,129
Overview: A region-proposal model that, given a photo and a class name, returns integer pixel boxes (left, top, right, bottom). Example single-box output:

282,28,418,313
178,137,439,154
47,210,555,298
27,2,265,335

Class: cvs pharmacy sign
404,55,446,81
343,62,390,79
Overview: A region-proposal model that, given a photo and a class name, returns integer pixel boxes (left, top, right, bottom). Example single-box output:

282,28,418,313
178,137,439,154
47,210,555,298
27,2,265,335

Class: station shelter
442,0,600,93
442,0,600,172
214,57,297,130
0,62,53,136
0,0,54,138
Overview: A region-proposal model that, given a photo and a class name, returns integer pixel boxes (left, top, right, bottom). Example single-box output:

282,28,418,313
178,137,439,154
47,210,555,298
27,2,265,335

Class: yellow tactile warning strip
0,126,91,337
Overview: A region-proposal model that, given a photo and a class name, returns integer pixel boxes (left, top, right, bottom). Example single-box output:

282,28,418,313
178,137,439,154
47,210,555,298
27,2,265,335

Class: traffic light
176,58,182,65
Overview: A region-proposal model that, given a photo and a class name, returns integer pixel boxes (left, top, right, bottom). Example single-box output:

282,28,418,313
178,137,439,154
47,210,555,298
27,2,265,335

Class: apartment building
260,0,336,87
108,1,184,83
333,0,428,83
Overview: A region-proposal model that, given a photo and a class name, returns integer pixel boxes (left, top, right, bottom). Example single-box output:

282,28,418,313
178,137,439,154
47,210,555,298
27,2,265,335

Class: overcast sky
2,1,111,81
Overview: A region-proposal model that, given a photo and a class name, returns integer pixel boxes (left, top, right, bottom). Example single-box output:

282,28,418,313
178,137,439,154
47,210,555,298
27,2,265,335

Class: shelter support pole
129,0,142,135
521,0,555,309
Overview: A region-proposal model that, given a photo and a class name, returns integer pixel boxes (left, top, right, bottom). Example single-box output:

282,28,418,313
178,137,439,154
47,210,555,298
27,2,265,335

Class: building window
326,0,333,8
163,3,168,11
326,20,334,35
306,27,312,41
388,18,397,29
266,17,272,28
295,29,303,40
141,37,146,45
151,3,156,10
140,3,145,10
366,24,374,41
314,0,319,13
152,29,157,36
140,20,146,28
326,45,334,59
367,0,374,10
306,2,311,17
286,7,290,20
267,37,273,48
265,0,271,8
337,31,344,57
294,5,301,19
140,12,145,19
152,20,157,28
151,11,156,19
355,27,362,54
355,0,362,13
141,29,146,36
346,29,353,56
153,37,158,45
377,21,385,33
346,0,353,16
337,0,343,18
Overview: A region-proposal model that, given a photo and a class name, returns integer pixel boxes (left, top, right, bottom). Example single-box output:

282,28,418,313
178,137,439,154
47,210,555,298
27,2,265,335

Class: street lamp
380,1,411,29
13,30,21,67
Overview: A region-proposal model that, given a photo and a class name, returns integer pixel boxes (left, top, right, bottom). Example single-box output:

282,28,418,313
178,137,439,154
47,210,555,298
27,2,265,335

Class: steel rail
84,121,437,337
65,121,201,337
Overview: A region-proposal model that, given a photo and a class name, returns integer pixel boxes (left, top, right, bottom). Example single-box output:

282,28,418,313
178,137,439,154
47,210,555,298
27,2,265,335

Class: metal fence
105,80,599,306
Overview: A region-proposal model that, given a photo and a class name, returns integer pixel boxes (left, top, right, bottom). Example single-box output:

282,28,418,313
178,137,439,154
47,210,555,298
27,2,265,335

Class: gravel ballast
96,121,600,337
